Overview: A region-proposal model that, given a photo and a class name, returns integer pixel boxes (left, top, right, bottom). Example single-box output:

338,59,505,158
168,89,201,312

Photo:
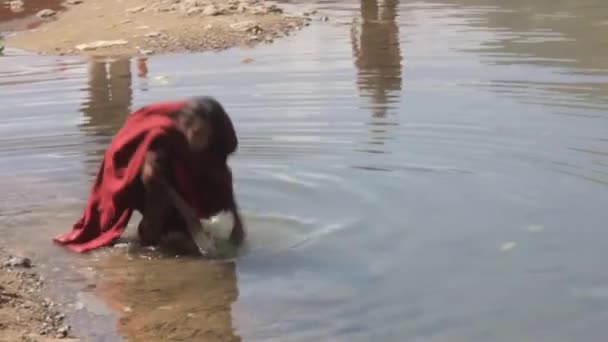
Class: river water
1,0,608,341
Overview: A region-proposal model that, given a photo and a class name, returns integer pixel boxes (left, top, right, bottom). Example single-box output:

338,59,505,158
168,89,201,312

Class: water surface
1,0,608,341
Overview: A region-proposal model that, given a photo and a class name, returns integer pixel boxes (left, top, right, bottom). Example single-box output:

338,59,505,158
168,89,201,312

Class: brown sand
5,0,315,57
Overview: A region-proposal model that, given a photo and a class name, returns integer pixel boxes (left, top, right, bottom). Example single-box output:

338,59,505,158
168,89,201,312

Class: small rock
75,39,128,50
266,4,282,14
321,16,329,21
250,5,266,15
145,32,162,38
123,306,132,313
57,325,70,335
120,19,133,24
264,36,273,43
182,0,203,8
202,4,222,16
9,0,24,8
37,9,57,18
186,7,201,15
5,256,32,268
242,57,254,64
126,5,146,13
66,0,83,5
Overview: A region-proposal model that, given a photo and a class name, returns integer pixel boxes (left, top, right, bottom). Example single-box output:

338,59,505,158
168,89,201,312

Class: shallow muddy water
2,0,608,341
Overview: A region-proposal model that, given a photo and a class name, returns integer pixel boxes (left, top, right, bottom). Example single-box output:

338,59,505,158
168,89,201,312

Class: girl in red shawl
54,96,245,253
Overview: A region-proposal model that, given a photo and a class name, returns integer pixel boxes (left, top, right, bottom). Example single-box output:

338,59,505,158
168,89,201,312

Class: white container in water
200,211,234,240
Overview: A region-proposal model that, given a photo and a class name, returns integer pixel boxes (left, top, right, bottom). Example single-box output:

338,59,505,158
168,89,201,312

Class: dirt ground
3,0,319,57
0,249,77,342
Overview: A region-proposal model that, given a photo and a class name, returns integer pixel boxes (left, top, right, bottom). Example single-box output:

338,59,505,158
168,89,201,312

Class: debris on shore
5,0,322,56
0,250,75,341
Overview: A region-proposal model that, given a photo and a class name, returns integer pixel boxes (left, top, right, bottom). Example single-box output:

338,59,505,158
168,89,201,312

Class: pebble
4,256,32,268
186,7,202,15
321,16,330,21
202,4,222,16
66,0,83,5
9,0,24,8
37,9,57,18
56,325,70,338
126,5,146,13
145,32,162,38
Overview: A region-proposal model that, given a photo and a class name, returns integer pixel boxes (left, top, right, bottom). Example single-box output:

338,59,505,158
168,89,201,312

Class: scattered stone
120,19,133,24
75,39,128,50
145,32,162,38
126,5,146,13
236,3,248,12
321,16,329,22
266,4,282,14
4,256,32,268
202,4,222,16
56,325,70,338
182,0,203,7
36,9,57,18
9,0,24,9
186,7,201,15
66,0,83,5
230,21,256,31
242,57,254,64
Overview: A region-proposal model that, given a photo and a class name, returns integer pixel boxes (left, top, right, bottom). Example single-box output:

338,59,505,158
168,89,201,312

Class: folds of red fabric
53,100,236,253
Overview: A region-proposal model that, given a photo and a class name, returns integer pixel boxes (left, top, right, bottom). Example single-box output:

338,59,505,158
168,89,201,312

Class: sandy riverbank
0,248,77,342
4,0,319,57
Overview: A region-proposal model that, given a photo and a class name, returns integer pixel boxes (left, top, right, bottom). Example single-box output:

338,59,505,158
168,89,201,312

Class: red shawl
54,100,238,253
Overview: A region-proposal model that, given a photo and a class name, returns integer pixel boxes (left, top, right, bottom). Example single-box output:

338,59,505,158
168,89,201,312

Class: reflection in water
80,58,133,137
351,0,402,118
79,58,133,174
96,252,241,342
455,0,608,111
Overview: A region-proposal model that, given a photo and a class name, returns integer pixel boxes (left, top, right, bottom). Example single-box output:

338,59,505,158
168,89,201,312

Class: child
54,97,244,253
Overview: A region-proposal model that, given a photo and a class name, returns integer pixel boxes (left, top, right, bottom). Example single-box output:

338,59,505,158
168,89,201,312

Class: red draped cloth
54,100,237,252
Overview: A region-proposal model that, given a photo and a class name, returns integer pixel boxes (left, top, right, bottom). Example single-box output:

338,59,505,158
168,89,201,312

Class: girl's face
181,114,212,151
188,118,212,151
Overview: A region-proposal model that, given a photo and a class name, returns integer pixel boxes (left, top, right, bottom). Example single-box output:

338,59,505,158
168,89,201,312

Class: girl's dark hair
182,96,238,157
